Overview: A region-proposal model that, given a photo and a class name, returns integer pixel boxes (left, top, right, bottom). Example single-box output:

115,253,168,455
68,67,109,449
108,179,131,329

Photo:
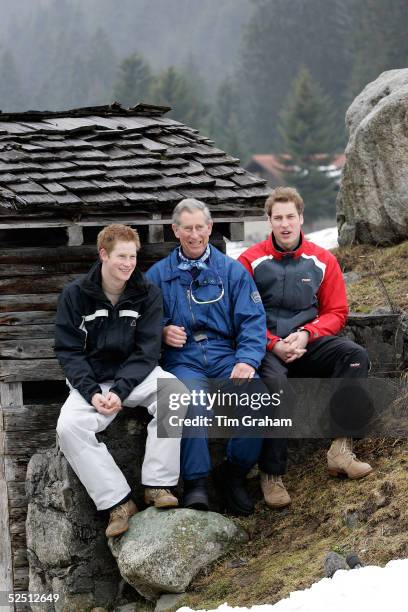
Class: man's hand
163,325,187,348
273,330,308,364
105,391,122,413
230,362,256,385
91,391,122,416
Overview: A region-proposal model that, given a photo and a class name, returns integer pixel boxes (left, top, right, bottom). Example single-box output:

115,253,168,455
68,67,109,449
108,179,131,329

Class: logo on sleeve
251,291,262,304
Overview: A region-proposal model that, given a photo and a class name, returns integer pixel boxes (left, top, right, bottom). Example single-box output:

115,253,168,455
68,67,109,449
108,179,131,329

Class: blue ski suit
146,245,267,479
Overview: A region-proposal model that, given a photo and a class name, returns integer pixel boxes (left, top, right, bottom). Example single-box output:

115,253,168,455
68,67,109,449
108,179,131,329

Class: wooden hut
0,102,269,603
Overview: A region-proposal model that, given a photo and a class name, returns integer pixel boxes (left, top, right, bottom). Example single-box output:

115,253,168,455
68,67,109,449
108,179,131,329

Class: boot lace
150,488,172,497
264,474,284,488
110,503,128,521
340,438,357,460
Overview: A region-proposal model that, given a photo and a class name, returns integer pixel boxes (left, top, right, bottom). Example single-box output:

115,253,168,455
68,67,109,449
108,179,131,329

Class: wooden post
148,214,164,243
66,226,83,246
0,393,14,610
0,384,23,408
229,222,245,242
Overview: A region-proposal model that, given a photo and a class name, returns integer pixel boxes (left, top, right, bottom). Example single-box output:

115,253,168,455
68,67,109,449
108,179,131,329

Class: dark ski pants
258,336,370,476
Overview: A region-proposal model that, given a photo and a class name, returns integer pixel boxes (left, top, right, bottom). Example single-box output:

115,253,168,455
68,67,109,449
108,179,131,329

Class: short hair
172,198,212,226
97,224,140,254
265,187,304,216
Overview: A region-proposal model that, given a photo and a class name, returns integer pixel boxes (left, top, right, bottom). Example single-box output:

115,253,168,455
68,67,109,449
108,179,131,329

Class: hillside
335,240,408,313
173,240,408,611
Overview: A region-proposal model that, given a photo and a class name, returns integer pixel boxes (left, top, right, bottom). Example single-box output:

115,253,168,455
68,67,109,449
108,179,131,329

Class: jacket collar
268,231,305,260
80,260,148,302
162,244,226,281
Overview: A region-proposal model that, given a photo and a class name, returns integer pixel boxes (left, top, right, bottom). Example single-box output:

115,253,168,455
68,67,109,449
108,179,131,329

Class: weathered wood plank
0,339,54,360
13,567,28,592
0,275,82,295
0,470,14,598
3,404,60,432
0,262,89,278
0,312,56,326
4,430,56,455
0,383,23,407
0,325,55,340
12,549,27,570
0,359,64,383
0,295,59,313
7,482,27,508
0,245,96,264
4,457,29,483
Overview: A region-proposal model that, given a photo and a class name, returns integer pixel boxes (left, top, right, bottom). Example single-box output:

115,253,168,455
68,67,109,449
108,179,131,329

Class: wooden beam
0,359,64,383
0,325,55,340
0,339,54,360
0,215,264,230
0,407,13,605
0,295,58,313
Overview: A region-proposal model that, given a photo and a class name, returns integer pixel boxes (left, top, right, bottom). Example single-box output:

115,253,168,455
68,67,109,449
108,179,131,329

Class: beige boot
144,488,179,508
105,499,137,538
327,438,373,479
260,472,291,508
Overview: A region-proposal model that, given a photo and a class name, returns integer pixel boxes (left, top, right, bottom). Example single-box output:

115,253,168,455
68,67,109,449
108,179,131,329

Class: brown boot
327,438,373,479
144,488,179,508
105,499,138,538
260,472,291,508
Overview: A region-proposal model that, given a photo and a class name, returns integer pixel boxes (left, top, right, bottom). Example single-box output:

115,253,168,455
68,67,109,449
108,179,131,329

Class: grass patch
179,439,408,611
334,240,408,312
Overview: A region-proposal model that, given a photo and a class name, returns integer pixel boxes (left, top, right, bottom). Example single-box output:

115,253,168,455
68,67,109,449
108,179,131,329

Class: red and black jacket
238,232,348,351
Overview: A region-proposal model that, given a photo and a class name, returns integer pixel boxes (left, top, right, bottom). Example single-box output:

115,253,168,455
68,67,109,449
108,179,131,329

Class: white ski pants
56,366,188,510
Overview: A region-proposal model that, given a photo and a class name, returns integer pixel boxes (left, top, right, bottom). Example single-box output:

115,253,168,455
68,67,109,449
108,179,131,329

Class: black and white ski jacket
54,261,163,403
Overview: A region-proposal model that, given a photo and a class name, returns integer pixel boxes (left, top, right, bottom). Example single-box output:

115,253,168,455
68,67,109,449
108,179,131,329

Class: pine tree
209,77,245,160
151,66,208,129
279,66,337,222
237,0,353,152
347,0,408,99
113,52,153,107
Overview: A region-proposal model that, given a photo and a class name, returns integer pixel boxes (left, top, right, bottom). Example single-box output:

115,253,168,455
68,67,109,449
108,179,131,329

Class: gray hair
172,198,212,226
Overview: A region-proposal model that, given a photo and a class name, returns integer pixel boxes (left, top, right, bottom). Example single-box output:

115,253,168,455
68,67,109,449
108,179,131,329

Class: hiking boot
144,488,179,508
213,461,254,517
327,438,373,479
105,499,137,538
182,478,209,511
260,472,291,508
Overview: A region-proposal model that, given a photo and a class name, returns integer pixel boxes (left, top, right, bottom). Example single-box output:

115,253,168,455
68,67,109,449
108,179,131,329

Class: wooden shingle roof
0,103,268,222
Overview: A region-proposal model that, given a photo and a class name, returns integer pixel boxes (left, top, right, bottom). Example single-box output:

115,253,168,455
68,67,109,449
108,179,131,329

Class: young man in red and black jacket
239,187,373,509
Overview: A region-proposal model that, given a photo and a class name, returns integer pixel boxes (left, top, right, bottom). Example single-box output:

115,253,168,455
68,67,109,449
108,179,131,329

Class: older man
146,199,267,516
239,187,372,509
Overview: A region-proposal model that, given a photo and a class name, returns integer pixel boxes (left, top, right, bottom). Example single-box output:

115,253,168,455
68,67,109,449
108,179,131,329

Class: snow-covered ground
226,226,338,260
177,558,408,612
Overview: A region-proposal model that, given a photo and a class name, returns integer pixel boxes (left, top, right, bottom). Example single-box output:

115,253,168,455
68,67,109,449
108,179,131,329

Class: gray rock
337,69,408,246
109,507,248,601
154,593,185,612
343,271,361,285
26,408,151,611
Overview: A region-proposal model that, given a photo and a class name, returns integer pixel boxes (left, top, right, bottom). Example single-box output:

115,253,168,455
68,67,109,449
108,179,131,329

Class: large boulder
26,408,152,611
25,408,246,610
337,69,408,246
109,507,248,601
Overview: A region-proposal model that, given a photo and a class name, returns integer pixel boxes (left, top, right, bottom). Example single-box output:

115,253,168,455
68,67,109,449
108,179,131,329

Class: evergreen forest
0,0,407,221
